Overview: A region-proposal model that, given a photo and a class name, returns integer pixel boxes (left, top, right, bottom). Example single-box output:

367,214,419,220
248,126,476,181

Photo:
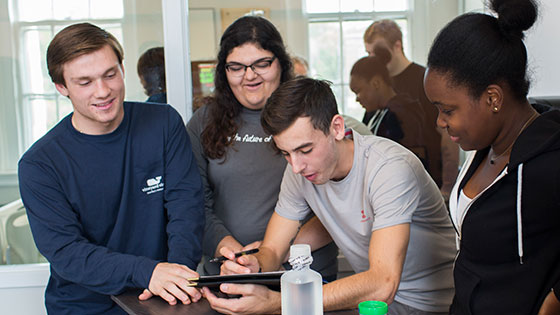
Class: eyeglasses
225,56,276,77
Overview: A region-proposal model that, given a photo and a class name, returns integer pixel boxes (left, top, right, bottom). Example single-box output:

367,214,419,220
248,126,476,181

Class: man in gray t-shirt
204,78,455,315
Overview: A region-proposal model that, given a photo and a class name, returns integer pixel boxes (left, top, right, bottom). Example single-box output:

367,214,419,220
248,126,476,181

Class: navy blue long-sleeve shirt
18,102,204,314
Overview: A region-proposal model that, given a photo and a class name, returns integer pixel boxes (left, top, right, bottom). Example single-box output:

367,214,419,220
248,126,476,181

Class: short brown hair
261,77,338,137
363,19,402,46
47,22,124,86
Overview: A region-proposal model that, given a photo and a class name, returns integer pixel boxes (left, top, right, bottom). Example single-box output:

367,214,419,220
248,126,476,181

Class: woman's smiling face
225,43,282,110
424,68,497,151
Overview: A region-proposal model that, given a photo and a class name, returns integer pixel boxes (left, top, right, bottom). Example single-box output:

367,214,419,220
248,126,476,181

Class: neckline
488,111,539,165
68,102,129,140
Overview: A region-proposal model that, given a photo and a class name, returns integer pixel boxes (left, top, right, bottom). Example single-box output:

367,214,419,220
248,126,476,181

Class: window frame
13,18,124,151
304,1,412,117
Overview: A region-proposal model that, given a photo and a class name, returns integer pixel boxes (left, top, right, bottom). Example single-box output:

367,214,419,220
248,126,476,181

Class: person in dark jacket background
424,0,560,313
18,23,204,314
137,46,167,103
363,19,459,202
350,47,428,169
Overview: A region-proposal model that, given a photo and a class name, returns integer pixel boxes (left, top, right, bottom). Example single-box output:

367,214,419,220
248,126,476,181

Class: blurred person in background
137,46,167,103
364,19,459,202
350,48,428,168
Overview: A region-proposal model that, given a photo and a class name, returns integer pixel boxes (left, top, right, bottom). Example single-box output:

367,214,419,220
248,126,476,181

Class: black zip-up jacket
449,106,560,314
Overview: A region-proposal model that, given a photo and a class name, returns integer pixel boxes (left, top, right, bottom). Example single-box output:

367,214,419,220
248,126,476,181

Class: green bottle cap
358,301,388,315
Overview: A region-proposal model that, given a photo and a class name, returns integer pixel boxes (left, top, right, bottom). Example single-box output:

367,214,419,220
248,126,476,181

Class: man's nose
94,79,111,98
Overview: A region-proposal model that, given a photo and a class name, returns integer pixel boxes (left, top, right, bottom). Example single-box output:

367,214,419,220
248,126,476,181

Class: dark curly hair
427,0,538,101
201,16,294,159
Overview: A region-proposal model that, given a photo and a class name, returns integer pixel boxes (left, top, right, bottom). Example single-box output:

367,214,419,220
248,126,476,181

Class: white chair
0,230,3,265
0,199,46,264
0,199,25,265
6,210,46,264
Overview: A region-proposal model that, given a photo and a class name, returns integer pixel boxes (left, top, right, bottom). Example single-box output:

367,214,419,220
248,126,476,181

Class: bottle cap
289,244,311,259
358,301,388,315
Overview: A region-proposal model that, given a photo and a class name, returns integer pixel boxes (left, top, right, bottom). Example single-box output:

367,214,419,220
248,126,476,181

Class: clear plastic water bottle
281,244,323,315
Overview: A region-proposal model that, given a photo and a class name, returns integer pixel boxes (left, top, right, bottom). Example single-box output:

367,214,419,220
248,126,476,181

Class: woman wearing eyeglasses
187,16,338,280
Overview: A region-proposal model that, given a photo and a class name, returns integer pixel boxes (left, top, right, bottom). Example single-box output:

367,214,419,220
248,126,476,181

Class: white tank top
456,189,473,235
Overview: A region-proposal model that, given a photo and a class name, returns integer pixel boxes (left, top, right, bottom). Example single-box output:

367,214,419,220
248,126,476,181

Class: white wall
456,0,559,97
462,0,486,13
411,0,459,65
526,0,560,97
0,263,50,315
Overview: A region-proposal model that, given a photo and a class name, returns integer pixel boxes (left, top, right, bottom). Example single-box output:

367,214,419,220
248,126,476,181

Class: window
305,0,411,120
12,0,124,150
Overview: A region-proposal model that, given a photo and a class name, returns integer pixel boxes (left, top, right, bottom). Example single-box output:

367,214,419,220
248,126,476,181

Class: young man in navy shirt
18,23,204,314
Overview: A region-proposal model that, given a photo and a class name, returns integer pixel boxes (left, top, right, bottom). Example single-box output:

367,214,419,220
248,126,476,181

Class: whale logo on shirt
142,176,164,195
147,176,162,187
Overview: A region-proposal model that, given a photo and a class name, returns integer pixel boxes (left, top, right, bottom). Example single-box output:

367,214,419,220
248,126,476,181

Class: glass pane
374,0,408,12
17,0,52,21
57,96,73,120
305,0,339,13
90,0,124,19
53,0,88,20
395,19,410,59
54,23,73,35
341,0,373,13
330,84,343,114
27,98,59,144
342,20,371,84
343,84,365,120
21,27,55,94
100,24,124,44
309,22,341,83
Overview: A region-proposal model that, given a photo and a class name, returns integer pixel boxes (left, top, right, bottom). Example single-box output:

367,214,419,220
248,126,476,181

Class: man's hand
138,262,202,305
215,235,243,258
219,246,260,275
203,284,281,315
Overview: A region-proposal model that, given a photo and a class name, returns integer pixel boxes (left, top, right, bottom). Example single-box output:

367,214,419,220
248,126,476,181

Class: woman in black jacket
423,0,560,314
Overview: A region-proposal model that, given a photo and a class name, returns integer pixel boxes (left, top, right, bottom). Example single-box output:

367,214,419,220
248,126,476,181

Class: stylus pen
208,248,259,263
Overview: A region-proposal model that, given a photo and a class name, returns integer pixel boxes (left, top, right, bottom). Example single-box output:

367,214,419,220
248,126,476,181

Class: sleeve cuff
132,258,160,289
203,226,230,257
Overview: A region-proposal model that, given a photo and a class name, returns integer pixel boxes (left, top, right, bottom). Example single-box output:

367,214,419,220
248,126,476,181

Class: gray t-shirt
187,105,285,256
276,131,456,312
342,115,372,136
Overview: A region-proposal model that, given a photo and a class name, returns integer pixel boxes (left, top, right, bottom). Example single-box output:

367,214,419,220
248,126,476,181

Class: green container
358,300,388,315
